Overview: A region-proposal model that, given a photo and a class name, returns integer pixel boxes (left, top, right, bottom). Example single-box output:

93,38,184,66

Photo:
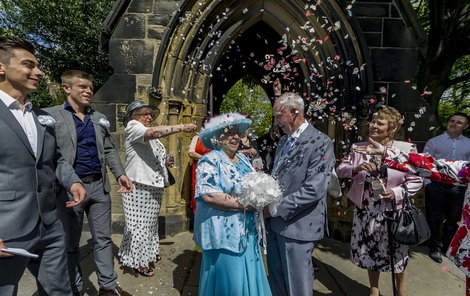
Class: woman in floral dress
337,107,423,296
356,137,470,295
194,113,271,296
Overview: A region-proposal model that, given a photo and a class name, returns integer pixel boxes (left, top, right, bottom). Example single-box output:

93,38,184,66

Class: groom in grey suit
0,37,86,295
44,70,133,296
264,92,335,296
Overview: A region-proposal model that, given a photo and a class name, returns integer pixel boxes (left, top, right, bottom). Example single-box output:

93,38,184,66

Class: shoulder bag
392,192,430,246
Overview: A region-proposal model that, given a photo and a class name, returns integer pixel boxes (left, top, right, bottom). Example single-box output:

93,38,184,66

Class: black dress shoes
429,250,443,263
98,286,132,296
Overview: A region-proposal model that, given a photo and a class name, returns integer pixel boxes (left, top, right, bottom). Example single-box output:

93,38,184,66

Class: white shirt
423,131,470,185
270,120,309,217
0,90,38,156
423,132,470,161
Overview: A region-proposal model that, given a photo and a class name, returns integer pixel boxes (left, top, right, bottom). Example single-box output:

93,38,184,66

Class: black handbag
392,193,430,246
164,166,176,187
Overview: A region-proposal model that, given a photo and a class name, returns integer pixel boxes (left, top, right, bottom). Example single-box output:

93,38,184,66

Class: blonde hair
372,106,404,140
61,70,93,86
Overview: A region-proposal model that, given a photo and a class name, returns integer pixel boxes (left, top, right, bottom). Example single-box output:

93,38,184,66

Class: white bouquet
239,172,282,208
239,172,283,254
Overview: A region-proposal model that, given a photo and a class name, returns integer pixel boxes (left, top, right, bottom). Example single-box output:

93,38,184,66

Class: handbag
392,193,430,246
164,166,176,187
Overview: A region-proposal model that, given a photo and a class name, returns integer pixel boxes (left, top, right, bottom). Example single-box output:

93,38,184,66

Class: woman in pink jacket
337,107,423,296
355,137,470,295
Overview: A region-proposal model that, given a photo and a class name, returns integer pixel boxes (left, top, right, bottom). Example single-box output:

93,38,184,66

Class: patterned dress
118,120,169,269
194,149,272,296
337,141,422,273
119,185,163,269
381,148,470,276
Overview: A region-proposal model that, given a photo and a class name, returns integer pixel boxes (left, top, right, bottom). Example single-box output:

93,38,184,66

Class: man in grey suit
264,92,335,296
44,70,133,296
0,36,86,295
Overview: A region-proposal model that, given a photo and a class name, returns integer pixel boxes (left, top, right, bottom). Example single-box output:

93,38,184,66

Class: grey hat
123,100,160,127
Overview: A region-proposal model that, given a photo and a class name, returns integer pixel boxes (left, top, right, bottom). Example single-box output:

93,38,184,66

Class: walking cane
385,210,398,296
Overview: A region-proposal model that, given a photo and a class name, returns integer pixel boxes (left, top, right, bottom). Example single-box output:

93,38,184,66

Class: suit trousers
267,231,315,296
425,182,466,252
0,219,72,296
57,179,117,292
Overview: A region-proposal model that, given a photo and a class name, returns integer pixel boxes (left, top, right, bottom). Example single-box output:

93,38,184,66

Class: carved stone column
166,99,183,211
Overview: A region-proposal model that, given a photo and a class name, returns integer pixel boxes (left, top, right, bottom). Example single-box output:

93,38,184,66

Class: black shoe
98,286,132,296
429,250,442,263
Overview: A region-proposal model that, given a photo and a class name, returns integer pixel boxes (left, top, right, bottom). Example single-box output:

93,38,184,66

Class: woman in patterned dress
336,107,423,296
194,113,271,296
118,100,196,276
355,137,470,295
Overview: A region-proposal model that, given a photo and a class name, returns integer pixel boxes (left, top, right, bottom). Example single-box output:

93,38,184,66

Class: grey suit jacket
0,103,81,241
269,124,335,242
44,104,125,193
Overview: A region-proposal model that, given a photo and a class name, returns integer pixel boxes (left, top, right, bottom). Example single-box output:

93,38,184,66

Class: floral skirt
351,198,409,273
118,183,163,269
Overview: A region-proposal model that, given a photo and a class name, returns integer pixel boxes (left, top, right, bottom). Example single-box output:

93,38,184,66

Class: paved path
19,231,465,295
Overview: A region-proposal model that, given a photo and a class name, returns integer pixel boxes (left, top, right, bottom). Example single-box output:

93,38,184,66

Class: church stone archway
95,0,427,235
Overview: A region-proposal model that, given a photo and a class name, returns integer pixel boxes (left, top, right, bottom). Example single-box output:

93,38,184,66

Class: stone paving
19,231,465,295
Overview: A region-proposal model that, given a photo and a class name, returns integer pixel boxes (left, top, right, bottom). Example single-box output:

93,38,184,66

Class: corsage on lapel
37,115,56,127
98,118,110,128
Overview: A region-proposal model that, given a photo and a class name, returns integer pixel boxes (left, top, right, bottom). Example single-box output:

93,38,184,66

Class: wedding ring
366,146,371,154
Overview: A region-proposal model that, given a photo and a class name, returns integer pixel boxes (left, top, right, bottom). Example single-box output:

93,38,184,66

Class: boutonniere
37,115,56,127
98,118,110,128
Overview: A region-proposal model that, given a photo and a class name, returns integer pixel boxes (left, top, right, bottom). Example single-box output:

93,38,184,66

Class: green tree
412,0,470,123
221,76,272,138
0,0,114,106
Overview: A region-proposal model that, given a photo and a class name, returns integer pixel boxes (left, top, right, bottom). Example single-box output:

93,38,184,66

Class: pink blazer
336,141,423,210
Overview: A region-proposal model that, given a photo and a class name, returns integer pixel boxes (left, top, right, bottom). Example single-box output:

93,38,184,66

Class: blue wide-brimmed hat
200,113,252,150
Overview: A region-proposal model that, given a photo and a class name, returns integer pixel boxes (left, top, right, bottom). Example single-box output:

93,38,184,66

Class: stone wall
94,0,428,237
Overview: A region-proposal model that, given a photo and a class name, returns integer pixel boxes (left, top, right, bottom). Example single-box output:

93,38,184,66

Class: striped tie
272,137,294,174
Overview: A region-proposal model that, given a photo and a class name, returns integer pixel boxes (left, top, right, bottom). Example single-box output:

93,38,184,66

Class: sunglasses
135,112,155,117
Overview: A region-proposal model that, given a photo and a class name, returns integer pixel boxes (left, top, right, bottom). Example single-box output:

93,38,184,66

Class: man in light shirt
424,112,470,263
0,36,86,296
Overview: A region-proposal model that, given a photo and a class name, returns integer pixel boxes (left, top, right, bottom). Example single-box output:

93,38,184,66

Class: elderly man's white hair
277,92,305,113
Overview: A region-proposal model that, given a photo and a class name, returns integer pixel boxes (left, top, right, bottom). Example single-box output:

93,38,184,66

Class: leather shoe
429,250,442,263
98,286,132,296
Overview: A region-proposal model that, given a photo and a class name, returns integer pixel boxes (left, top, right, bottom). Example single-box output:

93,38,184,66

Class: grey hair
277,92,304,113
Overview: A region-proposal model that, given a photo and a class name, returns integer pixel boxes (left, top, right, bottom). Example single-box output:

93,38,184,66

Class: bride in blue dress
194,113,272,296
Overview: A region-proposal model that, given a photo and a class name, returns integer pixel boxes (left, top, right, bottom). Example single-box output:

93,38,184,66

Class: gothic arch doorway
151,0,372,126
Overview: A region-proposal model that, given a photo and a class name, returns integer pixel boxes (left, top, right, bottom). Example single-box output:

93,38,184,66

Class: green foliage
411,0,430,33
0,0,114,103
220,77,273,138
438,56,470,137
411,0,470,133
27,80,66,108
437,55,470,136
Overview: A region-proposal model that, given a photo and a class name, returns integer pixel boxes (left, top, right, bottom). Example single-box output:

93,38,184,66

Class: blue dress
194,149,272,296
